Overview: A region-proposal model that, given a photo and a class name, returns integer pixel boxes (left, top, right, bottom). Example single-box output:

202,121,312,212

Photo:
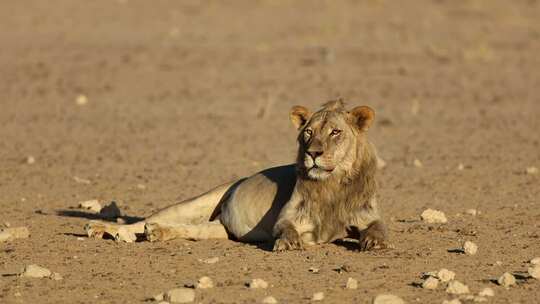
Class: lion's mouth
309,165,334,173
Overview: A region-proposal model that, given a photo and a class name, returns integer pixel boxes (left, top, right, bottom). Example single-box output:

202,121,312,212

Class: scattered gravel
445,280,469,295
422,276,439,289
372,294,405,304
261,296,278,304
196,276,214,289
21,264,52,278
497,272,516,287
437,269,456,282
248,278,268,289
0,227,30,242
478,287,494,297
312,292,324,301
345,277,358,289
163,288,195,303
421,209,448,224
462,241,478,255
78,200,102,213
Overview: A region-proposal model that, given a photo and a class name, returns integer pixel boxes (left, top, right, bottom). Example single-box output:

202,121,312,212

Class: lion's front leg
273,223,305,251
357,220,388,251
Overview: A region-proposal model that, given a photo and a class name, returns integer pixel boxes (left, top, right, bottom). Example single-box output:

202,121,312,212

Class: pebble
73,176,91,184
530,257,540,265
457,163,465,171
78,200,102,213
76,94,88,106
21,264,52,278
422,276,439,289
465,209,477,216
526,166,538,175
248,278,268,289
261,296,278,304
478,287,494,297
437,269,456,282
99,201,121,219
528,265,540,279
164,288,195,303
372,294,405,304
377,157,387,169
26,156,36,164
413,159,423,168
463,241,478,255
0,227,30,242
497,272,516,287
346,277,358,289
445,280,469,295
199,257,219,264
196,276,214,289
312,292,324,301
308,267,320,273
421,209,448,224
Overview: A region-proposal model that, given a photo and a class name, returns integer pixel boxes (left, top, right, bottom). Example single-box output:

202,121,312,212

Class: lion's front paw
85,221,112,239
144,222,168,242
273,229,304,251
359,220,389,251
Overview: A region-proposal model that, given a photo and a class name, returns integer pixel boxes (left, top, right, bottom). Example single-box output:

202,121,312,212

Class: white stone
530,257,540,265
261,296,278,304
377,157,387,169
0,227,30,242
437,269,456,282
199,257,219,264
164,288,195,303
346,277,358,289
478,287,494,297
463,241,478,255
413,159,423,168
26,156,36,164
308,267,319,273
497,272,516,287
312,292,324,301
249,278,268,289
465,209,477,216
372,294,405,304
78,200,102,213
21,264,52,278
154,293,164,301
526,166,538,175
422,276,439,289
196,276,213,289
421,209,448,224
457,163,465,171
528,265,540,279
445,280,469,295
76,94,88,106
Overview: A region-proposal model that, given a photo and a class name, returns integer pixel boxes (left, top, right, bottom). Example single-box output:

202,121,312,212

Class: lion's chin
306,167,334,180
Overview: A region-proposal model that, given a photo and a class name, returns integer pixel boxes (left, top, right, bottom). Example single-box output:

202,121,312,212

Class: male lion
85,99,388,251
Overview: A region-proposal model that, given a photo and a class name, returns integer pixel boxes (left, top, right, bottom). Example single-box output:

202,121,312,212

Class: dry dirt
1,1,540,303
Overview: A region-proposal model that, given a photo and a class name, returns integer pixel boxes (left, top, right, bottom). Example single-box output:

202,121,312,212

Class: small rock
78,200,102,213
372,294,405,304
50,272,63,281
442,300,461,304
463,241,478,255
528,265,540,279
76,94,88,106
422,276,439,289
164,288,195,303
346,277,358,289
154,293,164,301
309,267,320,273
413,159,423,168
457,163,465,171
73,176,91,184
465,209,477,216
99,201,121,219
137,184,147,190
526,166,538,175
312,292,324,301
261,296,278,304
530,257,540,265
421,209,447,224
248,278,268,289
26,156,36,164
199,257,219,264
21,264,52,278
497,272,516,287
377,157,387,169
0,227,30,242
478,287,494,297
446,280,469,295
437,269,456,282
494,260,503,266
115,227,136,243
196,276,214,289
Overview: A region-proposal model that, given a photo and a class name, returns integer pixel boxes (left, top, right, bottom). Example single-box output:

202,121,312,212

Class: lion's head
290,99,375,181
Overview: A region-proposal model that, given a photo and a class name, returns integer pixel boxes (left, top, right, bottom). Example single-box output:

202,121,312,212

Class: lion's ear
350,106,375,131
290,105,311,130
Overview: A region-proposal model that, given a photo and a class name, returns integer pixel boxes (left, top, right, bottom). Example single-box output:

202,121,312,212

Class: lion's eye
305,129,313,136
330,129,341,136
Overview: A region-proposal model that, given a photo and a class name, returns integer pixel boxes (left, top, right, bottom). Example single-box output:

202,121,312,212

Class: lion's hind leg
144,221,228,242
85,220,145,242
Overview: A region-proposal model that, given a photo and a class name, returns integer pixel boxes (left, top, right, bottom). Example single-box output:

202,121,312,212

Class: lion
84,99,389,251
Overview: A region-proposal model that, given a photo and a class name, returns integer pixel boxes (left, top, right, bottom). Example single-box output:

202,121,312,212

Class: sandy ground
1,0,540,303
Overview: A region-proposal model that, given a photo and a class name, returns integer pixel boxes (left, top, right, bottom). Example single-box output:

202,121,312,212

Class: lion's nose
307,149,323,159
